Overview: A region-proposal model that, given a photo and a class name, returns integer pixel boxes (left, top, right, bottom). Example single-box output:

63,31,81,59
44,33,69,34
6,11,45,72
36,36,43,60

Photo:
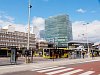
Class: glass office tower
45,14,73,47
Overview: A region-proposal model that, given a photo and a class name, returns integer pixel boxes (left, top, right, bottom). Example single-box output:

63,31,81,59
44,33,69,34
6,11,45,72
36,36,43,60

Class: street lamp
25,0,32,63
27,0,32,50
83,23,90,58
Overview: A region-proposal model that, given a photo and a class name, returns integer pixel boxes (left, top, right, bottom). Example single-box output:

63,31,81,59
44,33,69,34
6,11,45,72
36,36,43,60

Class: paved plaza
0,57,100,74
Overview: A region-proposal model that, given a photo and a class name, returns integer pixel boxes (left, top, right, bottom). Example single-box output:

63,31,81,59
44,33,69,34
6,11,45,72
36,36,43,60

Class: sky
0,0,100,42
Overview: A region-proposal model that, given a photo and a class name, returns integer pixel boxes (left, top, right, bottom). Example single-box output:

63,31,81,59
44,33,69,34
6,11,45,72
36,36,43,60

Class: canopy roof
67,40,93,44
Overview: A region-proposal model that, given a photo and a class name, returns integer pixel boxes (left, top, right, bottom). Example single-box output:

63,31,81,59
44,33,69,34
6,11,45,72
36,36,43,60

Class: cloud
31,17,45,38
0,13,27,32
0,12,15,23
72,20,100,42
32,17,45,30
0,14,45,37
76,8,86,13
0,20,13,27
4,15,15,22
1,21,27,33
15,24,28,33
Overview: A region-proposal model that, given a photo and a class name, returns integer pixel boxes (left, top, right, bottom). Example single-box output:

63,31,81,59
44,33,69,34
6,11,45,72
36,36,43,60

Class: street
1,61,100,75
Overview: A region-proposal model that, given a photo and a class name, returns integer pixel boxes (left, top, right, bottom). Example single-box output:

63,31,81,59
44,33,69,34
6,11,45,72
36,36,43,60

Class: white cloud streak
76,8,86,13
32,17,45,38
4,15,15,22
32,16,45,30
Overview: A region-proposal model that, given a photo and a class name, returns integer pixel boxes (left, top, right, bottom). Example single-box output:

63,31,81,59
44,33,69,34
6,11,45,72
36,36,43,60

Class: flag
29,5,32,8
30,5,32,8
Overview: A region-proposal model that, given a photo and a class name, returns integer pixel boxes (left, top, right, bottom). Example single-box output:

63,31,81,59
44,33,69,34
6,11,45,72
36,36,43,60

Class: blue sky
0,0,100,42
0,0,100,24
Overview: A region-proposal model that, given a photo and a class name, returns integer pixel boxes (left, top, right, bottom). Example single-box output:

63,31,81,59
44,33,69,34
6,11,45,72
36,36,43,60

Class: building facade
39,30,45,39
0,28,36,49
36,40,48,50
45,14,73,47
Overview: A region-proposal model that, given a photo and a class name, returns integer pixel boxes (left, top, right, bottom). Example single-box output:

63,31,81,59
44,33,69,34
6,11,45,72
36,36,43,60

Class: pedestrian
15,52,19,64
91,51,94,59
52,51,55,61
72,52,75,59
69,52,72,59
82,51,85,59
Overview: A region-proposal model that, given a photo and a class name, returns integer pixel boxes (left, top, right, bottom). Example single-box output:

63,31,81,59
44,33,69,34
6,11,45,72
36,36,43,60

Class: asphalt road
1,61,100,75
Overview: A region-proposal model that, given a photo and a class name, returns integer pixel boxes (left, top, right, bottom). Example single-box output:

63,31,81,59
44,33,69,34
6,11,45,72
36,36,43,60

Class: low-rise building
35,40,48,56
67,40,94,58
68,40,93,50
36,40,48,50
0,27,36,49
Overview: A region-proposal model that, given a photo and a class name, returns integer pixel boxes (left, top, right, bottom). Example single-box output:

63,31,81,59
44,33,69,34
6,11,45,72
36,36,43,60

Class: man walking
82,50,85,59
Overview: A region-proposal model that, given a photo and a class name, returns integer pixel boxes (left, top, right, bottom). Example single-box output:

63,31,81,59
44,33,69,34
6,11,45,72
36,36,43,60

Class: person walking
69,52,72,59
82,50,85,59
91,51,94,59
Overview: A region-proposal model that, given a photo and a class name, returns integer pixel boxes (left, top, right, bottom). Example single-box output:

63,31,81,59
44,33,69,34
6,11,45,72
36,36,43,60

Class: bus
43,48,70,59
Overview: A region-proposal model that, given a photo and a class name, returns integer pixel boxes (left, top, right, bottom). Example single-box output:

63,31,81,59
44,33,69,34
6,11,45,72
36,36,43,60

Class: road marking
37,67,65,72
31,66,58,71
31,66,97,75
79,71,95,75
46,68,74,75
60,69,83,75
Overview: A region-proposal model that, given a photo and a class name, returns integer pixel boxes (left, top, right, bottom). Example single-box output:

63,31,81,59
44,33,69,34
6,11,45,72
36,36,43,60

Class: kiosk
10,48,17,64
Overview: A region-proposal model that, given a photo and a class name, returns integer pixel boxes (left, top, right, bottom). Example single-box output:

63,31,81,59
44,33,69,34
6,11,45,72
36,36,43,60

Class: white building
0,26,36,49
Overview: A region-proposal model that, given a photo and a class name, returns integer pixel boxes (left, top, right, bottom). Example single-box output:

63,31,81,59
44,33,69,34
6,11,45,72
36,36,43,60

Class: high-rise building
33,26,39,38
39,30,45,39
45,14,73,47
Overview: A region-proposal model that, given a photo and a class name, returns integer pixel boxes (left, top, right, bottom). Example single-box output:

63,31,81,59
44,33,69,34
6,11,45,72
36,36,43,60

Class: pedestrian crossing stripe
31,66,59,71
37,67,65,72
79,71,95,75
60,69,83,75
46,68,73,75
31,66,95,75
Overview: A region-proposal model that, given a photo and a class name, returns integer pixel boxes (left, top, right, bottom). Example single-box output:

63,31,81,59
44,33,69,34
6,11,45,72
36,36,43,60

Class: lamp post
83,23,90,58
26,0,32,63
27,0,32,50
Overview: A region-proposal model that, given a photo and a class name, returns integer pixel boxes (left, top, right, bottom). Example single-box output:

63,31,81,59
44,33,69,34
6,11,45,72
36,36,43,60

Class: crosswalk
31,66,97,75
